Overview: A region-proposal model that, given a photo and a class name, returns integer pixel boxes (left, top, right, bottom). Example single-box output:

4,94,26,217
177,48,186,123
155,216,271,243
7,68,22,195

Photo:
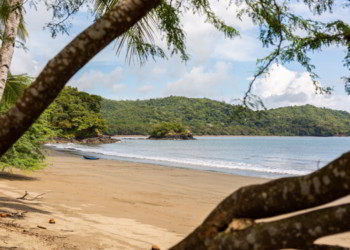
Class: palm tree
94,0,166,65
0,0,27,100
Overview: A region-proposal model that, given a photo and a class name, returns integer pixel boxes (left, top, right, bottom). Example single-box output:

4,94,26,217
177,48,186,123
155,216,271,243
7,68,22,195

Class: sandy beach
0,149,349,249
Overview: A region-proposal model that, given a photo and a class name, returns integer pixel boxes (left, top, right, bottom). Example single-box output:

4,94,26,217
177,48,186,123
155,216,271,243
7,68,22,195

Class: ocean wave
111,137,147,140
45,143,309,176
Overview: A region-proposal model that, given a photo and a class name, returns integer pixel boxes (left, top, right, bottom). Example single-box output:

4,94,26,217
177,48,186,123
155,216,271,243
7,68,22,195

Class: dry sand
0,149,349,249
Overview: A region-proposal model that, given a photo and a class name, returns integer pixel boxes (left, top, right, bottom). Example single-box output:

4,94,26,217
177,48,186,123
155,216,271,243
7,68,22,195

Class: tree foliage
0,73,32,105
0,83,107,170
0,0,28,42
0,75,54,170
0,108,53,170
101,96,350,136
150,121,190,138
42,0,350,103
45,87,107,139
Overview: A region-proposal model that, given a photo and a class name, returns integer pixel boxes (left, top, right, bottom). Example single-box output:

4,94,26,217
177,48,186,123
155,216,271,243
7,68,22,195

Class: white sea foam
45,143,309,176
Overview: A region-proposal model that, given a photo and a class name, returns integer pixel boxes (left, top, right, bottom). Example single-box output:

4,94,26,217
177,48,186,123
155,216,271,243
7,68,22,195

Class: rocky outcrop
148,132,195,140
49,136,120,145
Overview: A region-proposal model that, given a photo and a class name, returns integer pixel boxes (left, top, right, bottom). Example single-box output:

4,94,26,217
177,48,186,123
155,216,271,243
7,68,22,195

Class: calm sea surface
47,137,350,179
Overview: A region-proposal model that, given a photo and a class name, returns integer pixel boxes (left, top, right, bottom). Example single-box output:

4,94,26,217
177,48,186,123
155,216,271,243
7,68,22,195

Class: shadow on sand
0,196,50,215
0,172,37,181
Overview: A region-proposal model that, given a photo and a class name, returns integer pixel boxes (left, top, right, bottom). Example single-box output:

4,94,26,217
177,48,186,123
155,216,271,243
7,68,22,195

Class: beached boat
83,156,100,160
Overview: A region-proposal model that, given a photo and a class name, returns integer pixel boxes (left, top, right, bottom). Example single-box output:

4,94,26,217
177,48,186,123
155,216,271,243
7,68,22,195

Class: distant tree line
101,96,350,136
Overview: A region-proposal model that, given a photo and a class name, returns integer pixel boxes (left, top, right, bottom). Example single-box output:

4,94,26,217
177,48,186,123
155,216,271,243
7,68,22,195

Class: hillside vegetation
46,87,107,139
0,87,107,170
101,96,350,136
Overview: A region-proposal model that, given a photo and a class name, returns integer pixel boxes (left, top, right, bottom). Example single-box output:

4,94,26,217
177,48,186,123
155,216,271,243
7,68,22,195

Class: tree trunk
0,0,23,100
0,0,161,156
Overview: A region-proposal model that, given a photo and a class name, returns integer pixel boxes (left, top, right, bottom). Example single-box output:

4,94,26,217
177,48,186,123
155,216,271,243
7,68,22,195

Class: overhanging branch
211,203,350,250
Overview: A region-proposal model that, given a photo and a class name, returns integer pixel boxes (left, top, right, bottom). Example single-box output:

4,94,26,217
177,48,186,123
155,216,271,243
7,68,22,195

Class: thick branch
0,0,161,155
210,203,350,250
170,152,350,250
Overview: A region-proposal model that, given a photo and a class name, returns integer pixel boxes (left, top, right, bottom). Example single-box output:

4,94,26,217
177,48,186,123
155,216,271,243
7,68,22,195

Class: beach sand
0,149,349,249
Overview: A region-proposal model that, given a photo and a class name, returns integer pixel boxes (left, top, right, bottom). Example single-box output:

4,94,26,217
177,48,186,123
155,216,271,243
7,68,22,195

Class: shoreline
0,149,266,249
1,149,350,249
112,135,350,138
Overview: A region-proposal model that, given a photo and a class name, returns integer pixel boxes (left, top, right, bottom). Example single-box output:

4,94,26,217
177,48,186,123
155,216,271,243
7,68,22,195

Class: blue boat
83,156,100,160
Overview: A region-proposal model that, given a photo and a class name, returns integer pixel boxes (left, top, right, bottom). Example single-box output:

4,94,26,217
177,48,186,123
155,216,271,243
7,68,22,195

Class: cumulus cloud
70,67,124,91
213,34,258,62
164,61,232,97
180,3,260,64
11,49,41,76
253,64,350,111
137,85,154,93
112,84,127,92
11,1,87,76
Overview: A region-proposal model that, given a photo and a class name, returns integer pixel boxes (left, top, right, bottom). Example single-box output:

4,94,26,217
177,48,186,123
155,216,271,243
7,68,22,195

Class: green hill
101,96,350,136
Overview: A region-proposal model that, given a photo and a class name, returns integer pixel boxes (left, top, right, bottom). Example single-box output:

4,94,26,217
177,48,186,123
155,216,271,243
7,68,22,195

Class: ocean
46,136,350,179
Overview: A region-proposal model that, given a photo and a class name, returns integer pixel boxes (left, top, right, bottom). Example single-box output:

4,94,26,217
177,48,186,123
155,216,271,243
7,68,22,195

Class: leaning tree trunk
0,0,161,155
0,0,23,100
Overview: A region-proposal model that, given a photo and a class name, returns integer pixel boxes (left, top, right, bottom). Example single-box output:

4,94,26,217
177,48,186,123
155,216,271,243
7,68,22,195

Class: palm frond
94,0,164,65
0,0,28,42
16,13,28,41
1,73,32,105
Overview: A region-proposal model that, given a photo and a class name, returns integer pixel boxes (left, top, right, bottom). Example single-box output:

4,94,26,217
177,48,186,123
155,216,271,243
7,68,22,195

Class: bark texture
0,0,23,100
170,152,350,250
0,0,161,155
210,203,350,250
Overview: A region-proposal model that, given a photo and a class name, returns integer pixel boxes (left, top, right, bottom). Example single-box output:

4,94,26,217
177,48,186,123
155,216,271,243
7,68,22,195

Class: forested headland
101,96,350,136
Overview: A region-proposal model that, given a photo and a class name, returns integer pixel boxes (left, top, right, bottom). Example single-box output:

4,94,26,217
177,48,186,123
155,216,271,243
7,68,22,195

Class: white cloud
11,49,41,75
213,34,258,62
253,64,350,111
6,0,349,113
137,85,154,93
289,1,350,23
180,5,260,64
11,1,81,76
164,61,232,97
71,67,123,91
211,1,255,30
112,84,127,92
152,66,166,76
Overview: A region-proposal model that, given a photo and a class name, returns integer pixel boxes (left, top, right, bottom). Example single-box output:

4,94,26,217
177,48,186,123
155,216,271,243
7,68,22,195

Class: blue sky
11,1,350,111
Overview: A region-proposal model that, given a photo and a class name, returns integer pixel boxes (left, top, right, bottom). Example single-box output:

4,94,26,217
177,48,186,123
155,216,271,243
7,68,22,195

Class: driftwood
17,191,48,201
0,0,348,249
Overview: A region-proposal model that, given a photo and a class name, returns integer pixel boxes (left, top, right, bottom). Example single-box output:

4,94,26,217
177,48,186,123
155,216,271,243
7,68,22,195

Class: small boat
83,156,100,160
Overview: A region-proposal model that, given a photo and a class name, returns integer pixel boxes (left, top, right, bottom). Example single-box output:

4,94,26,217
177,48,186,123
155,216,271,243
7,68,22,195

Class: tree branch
210,203,350,250
0,0,161,156
170,151,350,250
